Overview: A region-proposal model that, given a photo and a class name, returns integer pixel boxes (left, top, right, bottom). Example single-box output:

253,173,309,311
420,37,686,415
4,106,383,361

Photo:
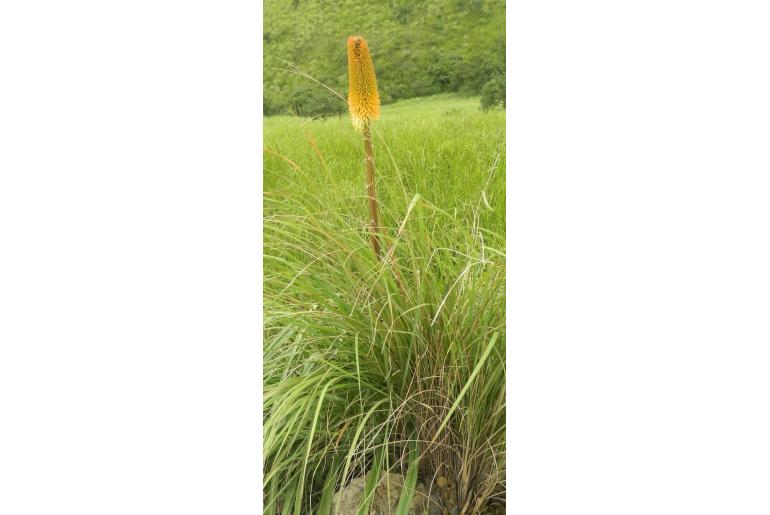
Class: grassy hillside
263,95,506,513
263,0,505,116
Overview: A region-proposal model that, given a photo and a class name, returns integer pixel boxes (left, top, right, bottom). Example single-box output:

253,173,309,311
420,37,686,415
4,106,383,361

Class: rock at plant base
331,472,442,515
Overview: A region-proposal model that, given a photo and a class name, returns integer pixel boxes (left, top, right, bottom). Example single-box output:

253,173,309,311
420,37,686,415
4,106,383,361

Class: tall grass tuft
264,188,505,513
263,116,506,511
265,54,505,512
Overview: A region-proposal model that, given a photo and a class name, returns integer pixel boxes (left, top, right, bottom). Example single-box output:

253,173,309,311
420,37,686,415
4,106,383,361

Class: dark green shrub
458,55,505,93
428,54,465,91
480,74,505,110
288,85,345,119
391,0,412,24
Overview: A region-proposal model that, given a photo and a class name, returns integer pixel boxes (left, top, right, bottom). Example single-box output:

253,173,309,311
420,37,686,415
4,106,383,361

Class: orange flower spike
347,36,380,132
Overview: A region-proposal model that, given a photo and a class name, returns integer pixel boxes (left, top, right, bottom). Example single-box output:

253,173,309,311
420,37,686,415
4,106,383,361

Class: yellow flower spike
347,36,380,132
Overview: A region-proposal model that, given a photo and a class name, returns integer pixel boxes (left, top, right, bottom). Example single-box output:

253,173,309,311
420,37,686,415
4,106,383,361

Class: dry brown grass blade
264,146,302,171
305,132,335,183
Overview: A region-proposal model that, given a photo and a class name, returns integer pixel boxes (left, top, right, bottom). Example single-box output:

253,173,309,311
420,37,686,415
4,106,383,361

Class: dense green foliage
263,95,506,513
263,0,505,116
480,74,506,110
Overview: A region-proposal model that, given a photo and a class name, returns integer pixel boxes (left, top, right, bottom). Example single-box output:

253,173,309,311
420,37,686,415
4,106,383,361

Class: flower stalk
347,35,382,258
362,126,381,257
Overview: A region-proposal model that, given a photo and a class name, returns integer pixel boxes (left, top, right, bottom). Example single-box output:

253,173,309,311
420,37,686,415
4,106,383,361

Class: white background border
508,1,770,513
1,1,261,513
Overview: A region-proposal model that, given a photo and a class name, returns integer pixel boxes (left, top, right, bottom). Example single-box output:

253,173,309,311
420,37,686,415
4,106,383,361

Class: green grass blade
395,441,420,515
338,398,388,501
317,454,342,515
355,445,385,515
295,377,335,514
431,332,500,444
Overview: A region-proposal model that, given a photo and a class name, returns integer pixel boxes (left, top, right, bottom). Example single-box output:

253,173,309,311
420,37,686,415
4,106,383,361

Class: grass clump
263,95,505,513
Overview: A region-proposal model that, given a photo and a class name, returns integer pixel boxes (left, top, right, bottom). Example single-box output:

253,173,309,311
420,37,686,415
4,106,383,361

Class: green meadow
263,94,506,513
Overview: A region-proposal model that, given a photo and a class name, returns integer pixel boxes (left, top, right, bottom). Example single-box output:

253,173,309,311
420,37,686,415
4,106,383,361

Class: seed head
347,36,380,132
